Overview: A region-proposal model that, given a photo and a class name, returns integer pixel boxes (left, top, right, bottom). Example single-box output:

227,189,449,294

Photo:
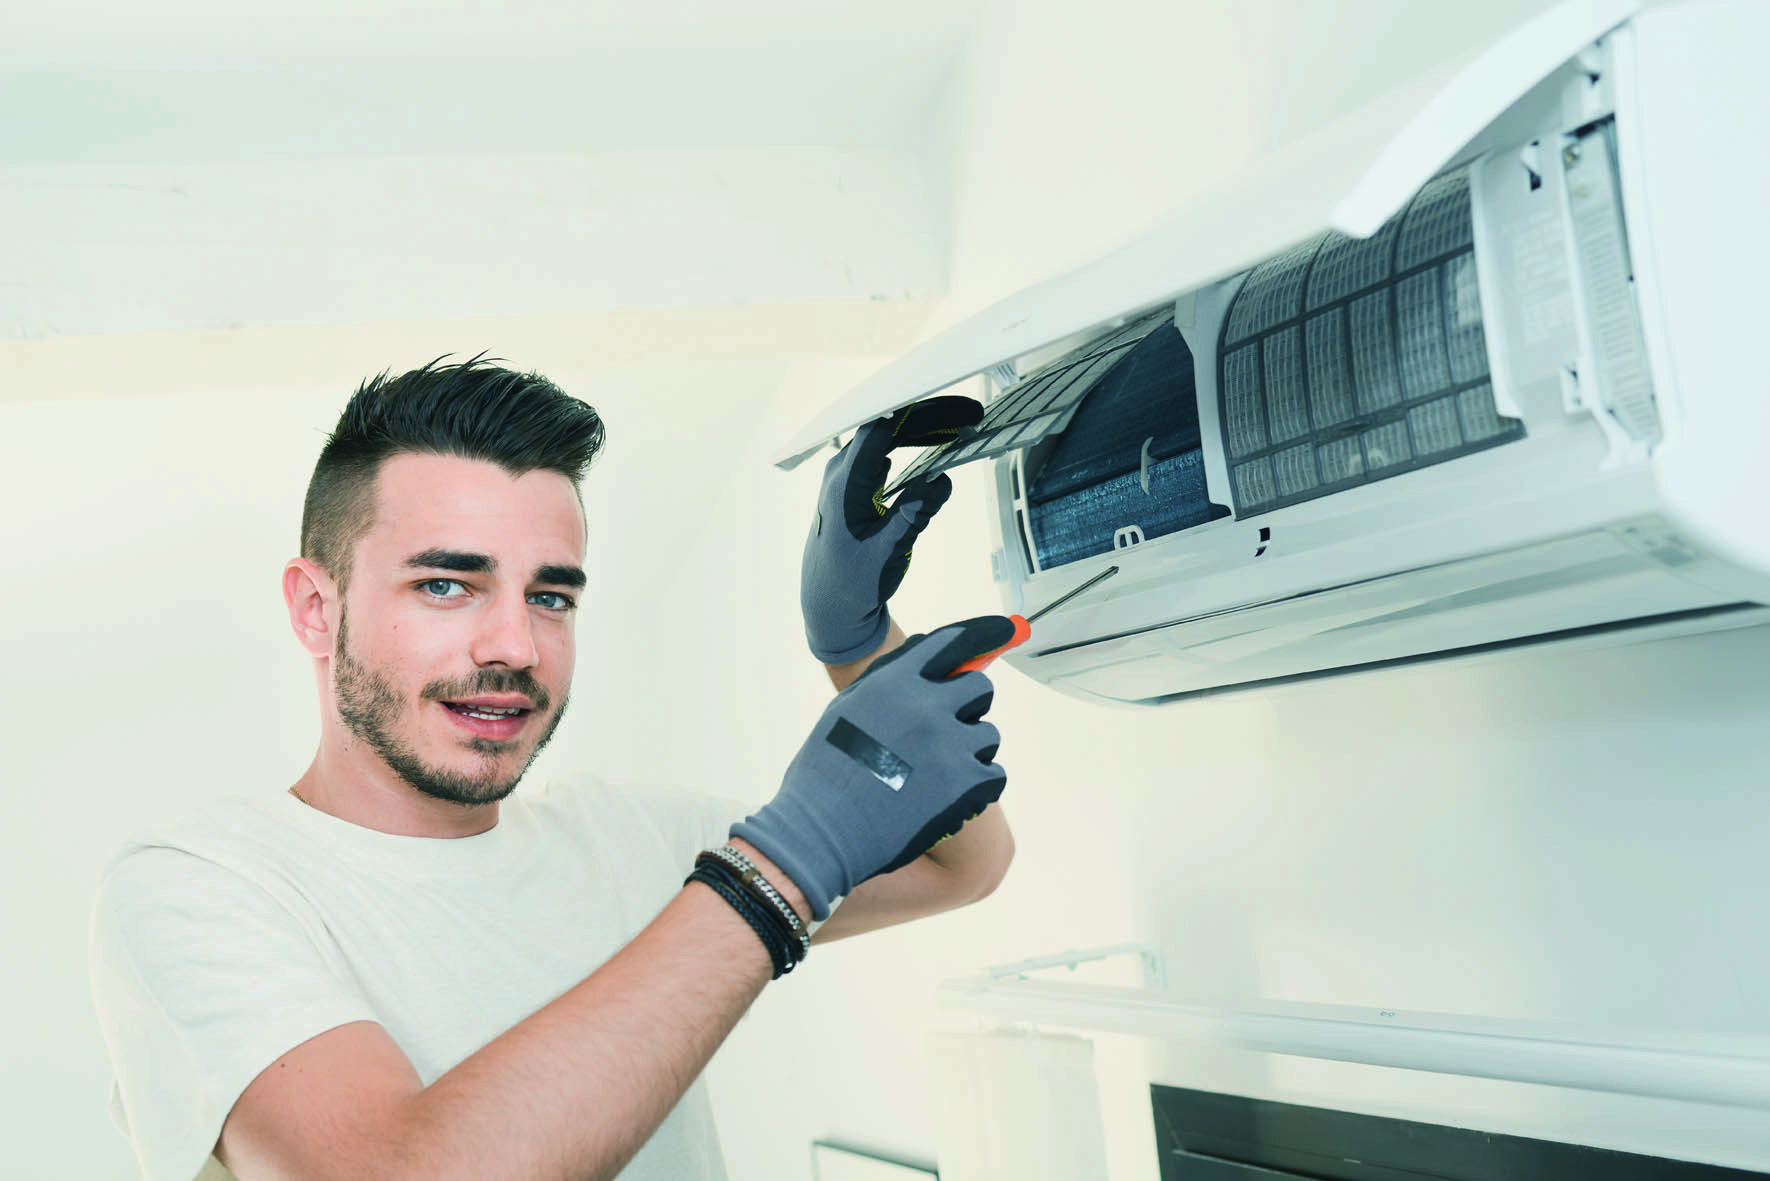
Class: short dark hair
300,354,606,593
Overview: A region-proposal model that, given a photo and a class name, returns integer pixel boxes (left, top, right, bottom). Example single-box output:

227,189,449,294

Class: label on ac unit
1610,517,1699,568
1561,122,1662,450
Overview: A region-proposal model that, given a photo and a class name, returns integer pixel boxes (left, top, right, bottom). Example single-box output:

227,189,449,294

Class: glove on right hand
731,616,1015,920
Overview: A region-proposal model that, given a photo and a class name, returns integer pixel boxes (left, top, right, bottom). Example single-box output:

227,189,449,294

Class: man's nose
470,592,540,670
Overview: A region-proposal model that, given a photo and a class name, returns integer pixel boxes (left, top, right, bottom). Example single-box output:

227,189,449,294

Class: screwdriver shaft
1026,564,1119,624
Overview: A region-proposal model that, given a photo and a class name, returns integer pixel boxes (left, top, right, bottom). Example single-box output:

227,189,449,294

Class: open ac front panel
774,1,1770,706
972,25,1770,705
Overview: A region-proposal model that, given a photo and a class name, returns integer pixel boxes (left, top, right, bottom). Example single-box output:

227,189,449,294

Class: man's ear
283,559,339,659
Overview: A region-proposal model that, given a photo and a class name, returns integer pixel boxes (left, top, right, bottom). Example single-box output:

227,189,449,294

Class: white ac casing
777,0,1770,705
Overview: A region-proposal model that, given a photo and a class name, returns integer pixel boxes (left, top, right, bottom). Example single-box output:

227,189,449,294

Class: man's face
329,452,586,806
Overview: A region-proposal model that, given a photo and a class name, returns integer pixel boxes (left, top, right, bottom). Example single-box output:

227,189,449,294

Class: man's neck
289,757,500,839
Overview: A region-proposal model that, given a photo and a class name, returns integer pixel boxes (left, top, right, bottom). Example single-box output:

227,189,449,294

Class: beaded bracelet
686,863,793,978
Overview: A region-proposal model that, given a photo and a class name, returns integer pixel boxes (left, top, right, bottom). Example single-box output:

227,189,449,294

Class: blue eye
417,580,575,612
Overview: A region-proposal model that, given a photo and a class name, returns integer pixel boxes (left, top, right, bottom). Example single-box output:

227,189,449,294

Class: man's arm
219,620,1009,1181
812,619,1015,945
809,803,1013,944
217,839,804,1181
824,618,908,691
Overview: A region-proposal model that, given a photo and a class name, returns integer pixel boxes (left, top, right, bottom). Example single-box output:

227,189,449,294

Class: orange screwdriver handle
947,614,1031,678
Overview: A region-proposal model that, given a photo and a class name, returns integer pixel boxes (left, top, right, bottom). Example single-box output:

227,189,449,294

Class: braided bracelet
686,863,793,978
699,855,806,975
696,852,806,971
706,845,811,963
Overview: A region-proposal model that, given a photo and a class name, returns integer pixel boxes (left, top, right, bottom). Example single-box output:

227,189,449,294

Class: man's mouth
439,701,533,739
442,702,531,721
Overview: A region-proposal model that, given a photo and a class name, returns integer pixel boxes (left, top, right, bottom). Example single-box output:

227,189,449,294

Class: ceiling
2,1,982,163
5,0,981,57
0,2,979,344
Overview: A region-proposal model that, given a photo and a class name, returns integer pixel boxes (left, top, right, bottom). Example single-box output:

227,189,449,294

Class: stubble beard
331,608,569,807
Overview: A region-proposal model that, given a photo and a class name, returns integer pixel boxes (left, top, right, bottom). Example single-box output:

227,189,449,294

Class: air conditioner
776,0,1770,705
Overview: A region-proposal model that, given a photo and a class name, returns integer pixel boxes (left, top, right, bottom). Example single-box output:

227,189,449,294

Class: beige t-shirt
88,776,747,1181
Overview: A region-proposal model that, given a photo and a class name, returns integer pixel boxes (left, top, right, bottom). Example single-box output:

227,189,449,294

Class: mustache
424,680,550,710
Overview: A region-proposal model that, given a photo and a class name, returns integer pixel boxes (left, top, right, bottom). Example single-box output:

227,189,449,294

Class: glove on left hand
801,396,985,665
731,615,1014,920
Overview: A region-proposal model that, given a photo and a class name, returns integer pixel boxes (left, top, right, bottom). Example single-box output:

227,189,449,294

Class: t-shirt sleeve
641,785,753,867
88,844,380,1181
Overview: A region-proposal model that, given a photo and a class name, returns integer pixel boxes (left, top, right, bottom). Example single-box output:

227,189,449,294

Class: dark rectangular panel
1152,1085,1769,1181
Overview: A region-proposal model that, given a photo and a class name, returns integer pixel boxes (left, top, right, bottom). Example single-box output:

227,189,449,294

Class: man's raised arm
797,400,1016,941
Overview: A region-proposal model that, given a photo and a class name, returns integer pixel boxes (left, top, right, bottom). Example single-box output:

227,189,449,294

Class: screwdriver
949,564,1120,677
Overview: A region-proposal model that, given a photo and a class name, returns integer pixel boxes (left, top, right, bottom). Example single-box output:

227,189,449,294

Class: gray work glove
732,615,1014,920
801,397,985,665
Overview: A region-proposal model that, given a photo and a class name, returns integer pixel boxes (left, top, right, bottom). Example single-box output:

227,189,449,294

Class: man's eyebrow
534,564,588,590
402,549,587,590
404,549,493,575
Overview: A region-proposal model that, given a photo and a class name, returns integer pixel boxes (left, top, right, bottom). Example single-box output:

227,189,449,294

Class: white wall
0,147,943,338
937,0,1622,313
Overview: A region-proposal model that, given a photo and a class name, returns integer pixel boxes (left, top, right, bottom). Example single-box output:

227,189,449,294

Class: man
88,357,1012,1180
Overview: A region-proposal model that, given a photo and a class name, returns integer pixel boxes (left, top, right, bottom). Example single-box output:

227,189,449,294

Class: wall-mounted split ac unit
777,0,1770,705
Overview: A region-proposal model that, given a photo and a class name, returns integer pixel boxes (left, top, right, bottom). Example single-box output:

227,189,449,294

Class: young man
88,358,1012,1180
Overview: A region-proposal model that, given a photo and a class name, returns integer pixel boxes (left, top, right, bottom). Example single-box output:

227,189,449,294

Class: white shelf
938,969,1770,1111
